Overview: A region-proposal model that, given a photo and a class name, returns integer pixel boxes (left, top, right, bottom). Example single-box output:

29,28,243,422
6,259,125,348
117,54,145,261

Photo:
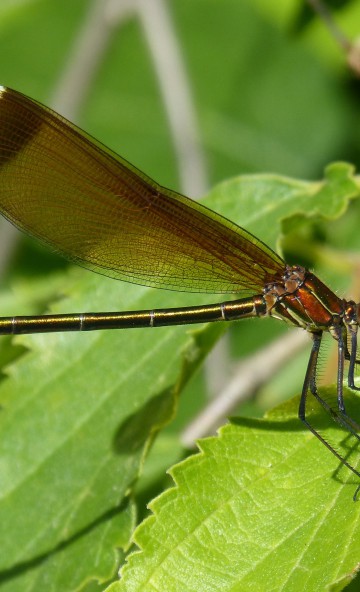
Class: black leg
299,331,360,490
299,331,321,423
334,325,360,432
327,324,360,433
335,325,346,414
348,326,360,391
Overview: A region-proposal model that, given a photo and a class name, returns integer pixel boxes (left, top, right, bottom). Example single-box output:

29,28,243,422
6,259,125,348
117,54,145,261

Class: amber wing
0,87,284,294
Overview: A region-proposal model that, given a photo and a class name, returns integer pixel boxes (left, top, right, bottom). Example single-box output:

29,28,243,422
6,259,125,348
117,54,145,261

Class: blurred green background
1,0,360,481
1,0,360,589
1,0,360,408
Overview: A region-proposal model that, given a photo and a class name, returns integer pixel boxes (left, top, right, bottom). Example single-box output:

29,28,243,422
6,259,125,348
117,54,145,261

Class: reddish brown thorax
263,265,353,334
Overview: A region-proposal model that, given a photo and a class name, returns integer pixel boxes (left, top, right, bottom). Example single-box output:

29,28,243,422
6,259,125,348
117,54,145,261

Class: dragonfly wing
0,87,284,294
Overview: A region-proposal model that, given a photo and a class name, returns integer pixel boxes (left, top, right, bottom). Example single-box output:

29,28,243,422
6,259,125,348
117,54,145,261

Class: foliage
1,1,360,591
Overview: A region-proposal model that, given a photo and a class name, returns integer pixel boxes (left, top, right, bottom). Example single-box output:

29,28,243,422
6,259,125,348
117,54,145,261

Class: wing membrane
0,87,284,294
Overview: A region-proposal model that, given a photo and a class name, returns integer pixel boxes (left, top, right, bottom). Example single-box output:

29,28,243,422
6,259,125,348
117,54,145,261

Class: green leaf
0,0,360,589
0,277,213,590
1,163,358,591
1,164,360,591
117,396,360,592
207,162,360,252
